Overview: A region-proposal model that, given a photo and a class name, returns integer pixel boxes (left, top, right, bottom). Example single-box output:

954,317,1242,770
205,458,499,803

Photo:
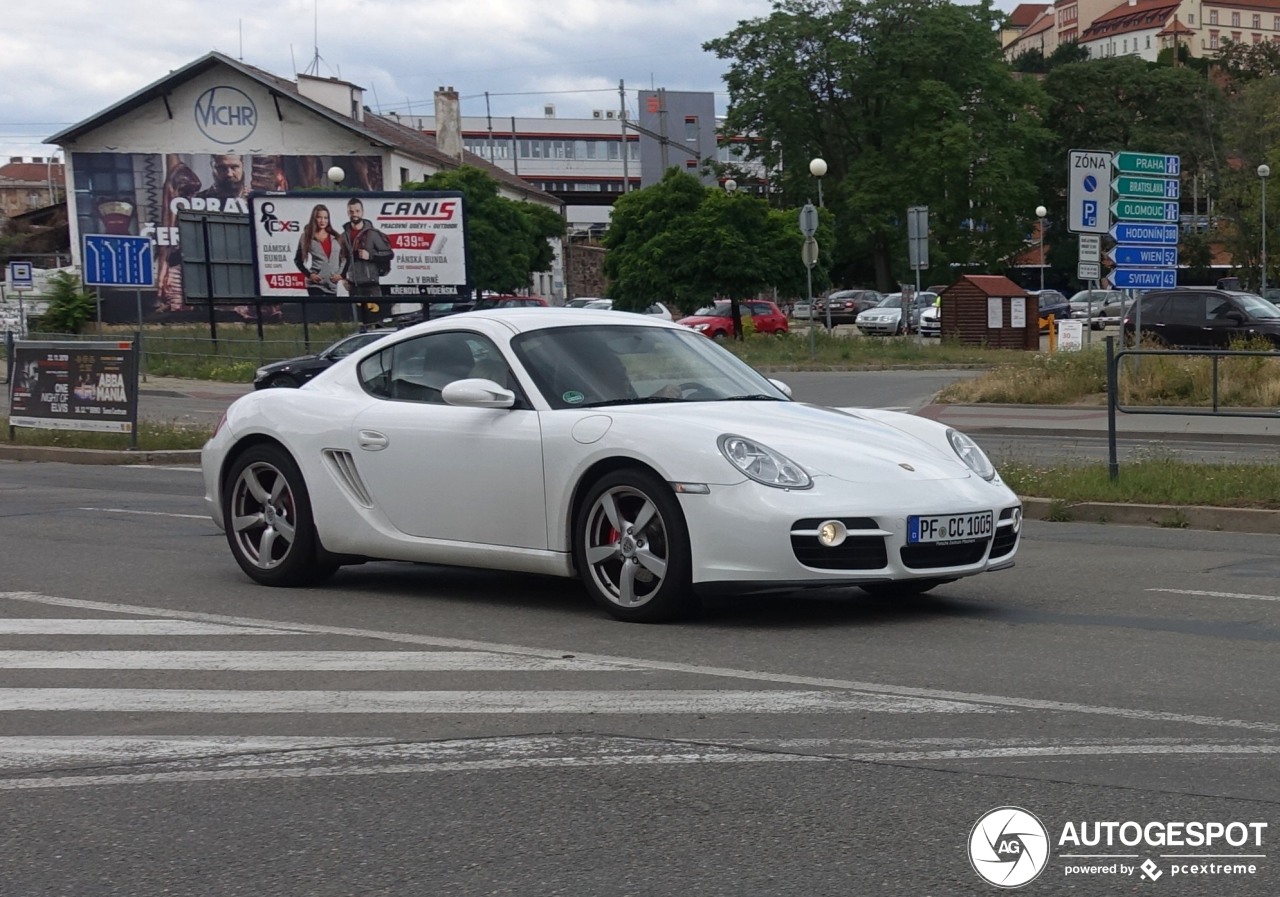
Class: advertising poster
71,152,383,322
8,341,138,433
249,192,468,304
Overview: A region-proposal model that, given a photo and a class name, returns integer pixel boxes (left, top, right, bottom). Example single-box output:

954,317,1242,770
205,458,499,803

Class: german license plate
908,511,993,544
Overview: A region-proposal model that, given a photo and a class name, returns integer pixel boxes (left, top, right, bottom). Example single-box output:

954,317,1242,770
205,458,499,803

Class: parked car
252,329,396,389
812,289,881,327
677,300,789,338
1029,289,1071,326
204,308,1022,622
1067,289,1125,330
582,298,675,321
791,299,813,321
918,301,941,338
854,292,937,336
471,295,551,310
1123,288,1280,348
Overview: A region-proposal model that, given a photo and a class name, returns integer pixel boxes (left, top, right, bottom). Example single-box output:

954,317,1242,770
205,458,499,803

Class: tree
604,169,831,336
406,166,564,294
705,0,1050,291
38,271,96,333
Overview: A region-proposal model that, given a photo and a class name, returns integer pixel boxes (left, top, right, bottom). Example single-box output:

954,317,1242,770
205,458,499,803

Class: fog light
1011,507,1023,531
817,519,847,547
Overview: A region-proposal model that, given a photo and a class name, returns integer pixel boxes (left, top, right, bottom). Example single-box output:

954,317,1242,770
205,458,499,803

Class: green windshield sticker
562,390,585,405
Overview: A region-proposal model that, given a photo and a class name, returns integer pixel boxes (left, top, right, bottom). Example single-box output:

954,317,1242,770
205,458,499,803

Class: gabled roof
1008,3,1051,27
46,51,557,207
1021,10,1057,39
1158,15,1196,35
1081,0,1180,40
946,275,1028,297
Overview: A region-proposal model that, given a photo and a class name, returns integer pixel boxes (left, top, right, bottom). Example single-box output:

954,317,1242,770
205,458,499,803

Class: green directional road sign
1114,175,1180,200
1113,152,1180,177
1111,199,1179,222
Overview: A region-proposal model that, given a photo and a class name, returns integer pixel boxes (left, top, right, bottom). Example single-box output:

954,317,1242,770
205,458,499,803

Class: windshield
512,324,789,409
693,303,733,317
1230,293,1280,319
875,295,904,309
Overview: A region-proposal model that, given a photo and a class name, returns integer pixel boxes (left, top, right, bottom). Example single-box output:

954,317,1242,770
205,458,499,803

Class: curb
0,445,201,466
1021,496,1280,535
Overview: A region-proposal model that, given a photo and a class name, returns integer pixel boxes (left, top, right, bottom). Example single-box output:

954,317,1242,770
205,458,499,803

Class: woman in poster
293,204,346,298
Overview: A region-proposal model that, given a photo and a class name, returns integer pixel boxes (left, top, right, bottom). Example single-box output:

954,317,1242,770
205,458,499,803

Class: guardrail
1105,336,1280,479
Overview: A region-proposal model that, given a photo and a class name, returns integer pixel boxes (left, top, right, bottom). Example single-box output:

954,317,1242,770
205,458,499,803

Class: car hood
676,315,730,325
258,353,322,373
602,401,971,484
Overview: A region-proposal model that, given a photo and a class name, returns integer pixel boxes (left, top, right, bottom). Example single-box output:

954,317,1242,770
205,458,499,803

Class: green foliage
406,166,564,294
705,0,1050,290
38,272,96,334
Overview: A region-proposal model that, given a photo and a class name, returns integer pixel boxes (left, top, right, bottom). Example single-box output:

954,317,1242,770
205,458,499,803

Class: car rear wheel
574,469,695,622
223,444,336,587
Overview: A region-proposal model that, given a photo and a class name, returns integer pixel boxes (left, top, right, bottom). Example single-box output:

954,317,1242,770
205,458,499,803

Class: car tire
266,374,300,389
573,468,695,623
222,444,337,587
858,578,948,598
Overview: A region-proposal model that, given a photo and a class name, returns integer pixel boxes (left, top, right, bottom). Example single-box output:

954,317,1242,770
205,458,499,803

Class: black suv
1122,289,1280,348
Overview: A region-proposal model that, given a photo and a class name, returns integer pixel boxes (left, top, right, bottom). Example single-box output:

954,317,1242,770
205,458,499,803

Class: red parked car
676,300,789,339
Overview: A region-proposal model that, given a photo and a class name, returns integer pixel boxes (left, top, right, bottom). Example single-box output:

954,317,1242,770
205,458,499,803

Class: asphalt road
0,462,1276,895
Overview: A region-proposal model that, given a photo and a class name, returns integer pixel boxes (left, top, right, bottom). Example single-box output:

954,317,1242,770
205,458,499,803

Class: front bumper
676,475,1022,590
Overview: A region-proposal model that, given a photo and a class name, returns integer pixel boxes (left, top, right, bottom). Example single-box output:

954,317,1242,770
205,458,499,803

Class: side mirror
441,378,516,409
1226,310,1247,324
767,378,793,398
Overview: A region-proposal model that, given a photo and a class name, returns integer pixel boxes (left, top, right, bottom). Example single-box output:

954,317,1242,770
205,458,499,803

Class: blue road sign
1112,268,1177,290
1108,246,1179,267
1109,222,1180,245
82,234,154,287
7,261,33,289
1081,200,1099,229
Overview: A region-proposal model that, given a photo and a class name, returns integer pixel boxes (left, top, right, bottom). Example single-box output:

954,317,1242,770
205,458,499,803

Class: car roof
398,306,685,337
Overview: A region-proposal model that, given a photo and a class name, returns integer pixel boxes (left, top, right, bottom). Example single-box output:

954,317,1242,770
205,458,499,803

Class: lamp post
328,165,346,187
1035,204,1048,293
809,157,827,208
1260,164,1271,297
723,178,737,195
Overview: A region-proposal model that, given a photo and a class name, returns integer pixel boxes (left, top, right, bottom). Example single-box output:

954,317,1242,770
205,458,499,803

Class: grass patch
1,416,211,451
999,457,1280,509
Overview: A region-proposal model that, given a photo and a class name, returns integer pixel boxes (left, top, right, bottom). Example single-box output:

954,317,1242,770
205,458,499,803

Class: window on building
1255,32,1263,42
1210,30,1219,47
1123,38,1128,52
684,116,698,142
607,141,619,161
1146,36,1151,48
1274,14,1280,29
1253,13,1262,27
684,158,698,169
1188,13,1194,24
628,142,639,161
1209,10,1218,24
400,167,410,185
1233,30,1242,42
1232,11,1240,26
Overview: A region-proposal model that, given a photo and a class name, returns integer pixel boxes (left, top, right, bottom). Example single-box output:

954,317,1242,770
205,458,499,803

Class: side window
1206,294,1238,321
1139,295,1168,320
1162,296,1201,326
360,332,514,404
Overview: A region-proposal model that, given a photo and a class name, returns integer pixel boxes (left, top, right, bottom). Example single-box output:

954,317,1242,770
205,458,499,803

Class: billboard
248,192,468,303
71,151,383,322
8,340,138,433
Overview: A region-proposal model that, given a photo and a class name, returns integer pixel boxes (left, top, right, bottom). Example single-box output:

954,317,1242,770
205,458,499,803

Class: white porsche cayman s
202,308,1022,622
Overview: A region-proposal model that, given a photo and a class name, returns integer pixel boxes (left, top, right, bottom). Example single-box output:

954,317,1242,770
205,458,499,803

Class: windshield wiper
577,396,690,408
719,394,786,401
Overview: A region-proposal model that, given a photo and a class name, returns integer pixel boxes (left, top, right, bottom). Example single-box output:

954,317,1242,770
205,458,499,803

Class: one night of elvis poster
8,342,138,433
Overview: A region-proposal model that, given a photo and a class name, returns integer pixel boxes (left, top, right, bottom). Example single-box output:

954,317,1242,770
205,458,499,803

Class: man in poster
339,197,393,325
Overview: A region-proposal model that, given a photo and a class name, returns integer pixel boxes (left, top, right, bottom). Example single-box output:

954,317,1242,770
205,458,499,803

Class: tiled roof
1082,0,1180,39
955,275,1029,296
0,162,63,182
1008,3,1051,27
1158,15,1196,35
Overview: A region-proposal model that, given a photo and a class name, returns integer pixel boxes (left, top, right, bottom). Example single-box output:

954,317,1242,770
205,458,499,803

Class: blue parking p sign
1081,200,1098,229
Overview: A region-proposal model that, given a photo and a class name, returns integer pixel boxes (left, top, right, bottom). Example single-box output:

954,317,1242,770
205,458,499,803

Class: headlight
694,323,710,332
255,367,269,379
947,428,996,481
718,434,812,489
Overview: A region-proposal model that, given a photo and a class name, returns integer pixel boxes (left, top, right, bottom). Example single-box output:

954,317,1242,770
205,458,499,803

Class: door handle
358,430,389,451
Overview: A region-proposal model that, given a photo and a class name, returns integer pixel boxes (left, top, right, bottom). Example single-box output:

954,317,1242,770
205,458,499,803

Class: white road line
0,620,295,636
0,651,634,671
840,744,1280,762
0,736,382,769
0,689,999,715
1149,588,1280,603
78,507,208,520
0,751,824,791
3,591,1277,734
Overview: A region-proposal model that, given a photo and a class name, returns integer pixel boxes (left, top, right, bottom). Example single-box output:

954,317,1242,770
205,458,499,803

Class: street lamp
809,157,827,207
723,178,737,195
327,165,346,187
1035,205,1048,292
1259,164,1271,297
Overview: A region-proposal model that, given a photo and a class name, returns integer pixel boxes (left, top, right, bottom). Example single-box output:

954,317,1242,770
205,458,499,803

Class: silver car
855,292,937,336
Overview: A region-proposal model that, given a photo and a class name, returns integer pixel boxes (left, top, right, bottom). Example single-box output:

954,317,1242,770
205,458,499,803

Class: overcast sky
3,0,1016,162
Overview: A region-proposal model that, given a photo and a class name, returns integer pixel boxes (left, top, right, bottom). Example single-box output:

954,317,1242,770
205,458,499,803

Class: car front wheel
574,469,694,622
223,444,336,587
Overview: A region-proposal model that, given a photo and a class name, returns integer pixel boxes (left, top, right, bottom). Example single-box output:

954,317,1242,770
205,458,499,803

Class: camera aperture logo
969,807,1050,888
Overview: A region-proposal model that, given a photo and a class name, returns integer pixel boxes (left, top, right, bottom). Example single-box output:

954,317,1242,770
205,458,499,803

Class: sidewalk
917,402,1280,443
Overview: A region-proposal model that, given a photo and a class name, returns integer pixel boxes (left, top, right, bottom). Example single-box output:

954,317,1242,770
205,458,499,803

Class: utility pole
619,80,630,193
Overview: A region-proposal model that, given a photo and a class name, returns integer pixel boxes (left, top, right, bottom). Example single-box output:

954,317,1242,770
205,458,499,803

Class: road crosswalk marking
0,620,295,636
0,651,635,671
